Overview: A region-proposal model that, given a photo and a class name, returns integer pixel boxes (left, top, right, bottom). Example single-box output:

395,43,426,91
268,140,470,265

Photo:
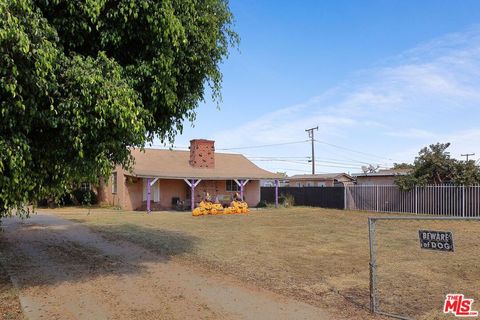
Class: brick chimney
189,139,215,168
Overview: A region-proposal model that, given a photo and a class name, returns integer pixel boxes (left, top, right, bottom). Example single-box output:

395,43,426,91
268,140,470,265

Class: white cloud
172,26,480,174
387,129,436,139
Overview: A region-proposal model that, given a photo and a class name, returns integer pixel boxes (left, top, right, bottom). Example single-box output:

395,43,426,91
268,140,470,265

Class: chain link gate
368,216,480,319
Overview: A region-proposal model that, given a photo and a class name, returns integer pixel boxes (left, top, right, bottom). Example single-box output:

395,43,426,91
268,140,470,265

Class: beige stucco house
98,139,280,211
288,173,355,187
352,169,411,185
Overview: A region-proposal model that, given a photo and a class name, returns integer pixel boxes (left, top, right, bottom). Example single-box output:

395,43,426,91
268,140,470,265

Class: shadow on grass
87,223,199,257
0,215,199,289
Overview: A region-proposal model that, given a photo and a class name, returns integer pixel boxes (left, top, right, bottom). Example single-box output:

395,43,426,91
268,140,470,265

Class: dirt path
0,213,331,320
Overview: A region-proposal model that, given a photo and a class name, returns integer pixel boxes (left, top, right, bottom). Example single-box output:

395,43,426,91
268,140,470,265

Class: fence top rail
369,216,480,221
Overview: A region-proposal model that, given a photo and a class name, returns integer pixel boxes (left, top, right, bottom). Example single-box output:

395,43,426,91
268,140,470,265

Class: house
261,179,289,187
287,173,355,187
97,139,281,211
352,169,411,185
261,172,289,187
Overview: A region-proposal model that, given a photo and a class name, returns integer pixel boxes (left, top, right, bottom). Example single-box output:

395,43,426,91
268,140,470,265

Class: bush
59,193,75,206
256,200,268,208
36,189,97,207
71,189,98,205
279,194,295,207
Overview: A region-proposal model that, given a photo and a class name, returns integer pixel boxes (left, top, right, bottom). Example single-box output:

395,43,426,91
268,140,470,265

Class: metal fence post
368,218,378,313
369,216,480,319
415,186,418,215
462,185,465,217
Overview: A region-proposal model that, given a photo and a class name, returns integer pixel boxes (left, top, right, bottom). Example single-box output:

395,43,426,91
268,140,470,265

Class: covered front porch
138,177,280,212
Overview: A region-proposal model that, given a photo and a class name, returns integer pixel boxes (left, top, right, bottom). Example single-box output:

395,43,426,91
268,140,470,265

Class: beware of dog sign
418,230,454,252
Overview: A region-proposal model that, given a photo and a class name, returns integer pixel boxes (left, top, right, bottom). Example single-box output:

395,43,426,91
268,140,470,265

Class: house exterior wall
355,176,398,185
97,165,126,208
157,179,188,209
98,176,261,210
123,177,143,210
243,180,260,206
335,176,355,185
97,166,141,210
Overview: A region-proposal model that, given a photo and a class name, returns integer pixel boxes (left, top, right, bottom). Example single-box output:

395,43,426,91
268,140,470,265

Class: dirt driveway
0,212,331,320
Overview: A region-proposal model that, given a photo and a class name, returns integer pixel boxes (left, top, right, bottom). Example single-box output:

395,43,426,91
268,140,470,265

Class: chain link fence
368,216,480,319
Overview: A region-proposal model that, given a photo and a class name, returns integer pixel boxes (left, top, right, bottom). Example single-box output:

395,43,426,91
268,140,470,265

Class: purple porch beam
275,179,279,208
147,178,151,213
191,179,195,209
240,180,244,200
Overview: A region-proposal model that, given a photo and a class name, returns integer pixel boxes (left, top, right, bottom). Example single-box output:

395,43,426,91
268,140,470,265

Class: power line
461,153,475,161
249,157,382,168
314,140,398,162
250,159,308,165
216,140,309,151
247,156,311,159
149,138,397,167
248,155,377,166
148,144,189,150
307,145,394,167
270,167,311,173
251,158,363,170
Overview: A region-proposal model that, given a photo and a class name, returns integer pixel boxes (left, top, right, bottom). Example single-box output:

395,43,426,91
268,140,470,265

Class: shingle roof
128,148,281,180
288,173,354,181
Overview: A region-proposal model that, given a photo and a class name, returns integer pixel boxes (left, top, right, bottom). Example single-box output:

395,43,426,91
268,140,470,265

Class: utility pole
305,126,318,175
461,153,475,161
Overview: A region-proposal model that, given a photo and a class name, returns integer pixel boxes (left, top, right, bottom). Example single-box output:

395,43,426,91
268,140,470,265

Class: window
143,179,160,202
80,182,91,191
111,173,117,194
226,180,240,192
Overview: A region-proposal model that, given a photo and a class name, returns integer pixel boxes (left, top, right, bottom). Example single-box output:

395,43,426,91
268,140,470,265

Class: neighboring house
352,169,411,185
261,178,289,187
287,173,355,187
97,139,280,211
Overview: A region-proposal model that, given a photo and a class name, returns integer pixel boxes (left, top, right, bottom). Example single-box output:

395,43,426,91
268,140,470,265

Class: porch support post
146,178,151,213
184,178,201,209
234,179,249,201
191,179,195,209
275,179,279,208
240,181,244,200
150,177,159,186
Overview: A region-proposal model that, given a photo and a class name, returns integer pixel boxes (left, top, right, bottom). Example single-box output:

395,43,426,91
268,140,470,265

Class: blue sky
153,1,480,175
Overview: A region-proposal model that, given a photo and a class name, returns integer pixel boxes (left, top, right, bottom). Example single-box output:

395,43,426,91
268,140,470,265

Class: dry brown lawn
0,241,25,320
46,206,479,319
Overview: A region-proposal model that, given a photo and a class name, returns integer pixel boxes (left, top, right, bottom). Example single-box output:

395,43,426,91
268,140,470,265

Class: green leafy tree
0,0,237,217
395,143,480,190
452,159,480,186
392,162,414,170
